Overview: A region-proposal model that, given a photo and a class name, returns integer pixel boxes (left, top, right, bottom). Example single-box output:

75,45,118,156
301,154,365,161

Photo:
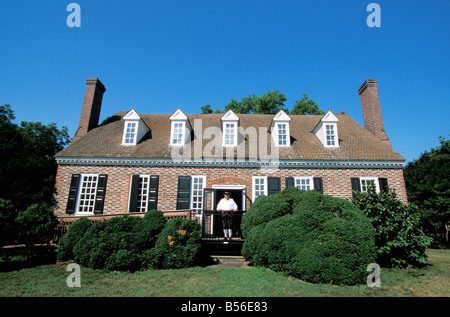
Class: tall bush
0,199,17,247
56,217,92,261
147,218,202,269
67,211,167,271
242,189,376,285
352,185,432,267
15,203,58,254
241,194,292,238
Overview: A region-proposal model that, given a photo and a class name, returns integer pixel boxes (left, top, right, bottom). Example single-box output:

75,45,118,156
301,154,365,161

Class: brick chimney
72,78,106,143
358,79,391,146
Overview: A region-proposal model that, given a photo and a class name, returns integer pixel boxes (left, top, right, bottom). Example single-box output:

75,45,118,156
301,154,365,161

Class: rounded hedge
240,194,291,238
60,210,167,271
242,189,376,285
146,217,202,269
56,217,92,261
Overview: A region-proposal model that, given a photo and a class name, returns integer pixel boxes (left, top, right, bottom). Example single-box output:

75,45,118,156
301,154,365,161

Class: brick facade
53,163,407,217
54,78,408,218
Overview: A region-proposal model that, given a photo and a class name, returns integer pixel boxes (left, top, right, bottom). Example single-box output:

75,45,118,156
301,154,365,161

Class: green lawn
0,249,448,297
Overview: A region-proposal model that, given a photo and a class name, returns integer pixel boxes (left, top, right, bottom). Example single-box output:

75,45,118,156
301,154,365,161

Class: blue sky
1,0,449,162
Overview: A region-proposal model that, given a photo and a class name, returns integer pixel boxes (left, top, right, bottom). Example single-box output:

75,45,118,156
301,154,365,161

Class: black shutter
351,177,361,198
128,174,140,212
176,176,191,210
93,174,108,214
66,174,81,214
267,177,281,195
285,177,294,188
378,178,389,192
313,177,323,194
148,175,159,210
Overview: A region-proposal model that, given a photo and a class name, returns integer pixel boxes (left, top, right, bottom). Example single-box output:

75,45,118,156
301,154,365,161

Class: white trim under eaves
55,157,406,169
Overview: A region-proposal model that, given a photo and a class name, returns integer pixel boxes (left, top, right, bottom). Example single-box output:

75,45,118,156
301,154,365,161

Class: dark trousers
221,211,233,229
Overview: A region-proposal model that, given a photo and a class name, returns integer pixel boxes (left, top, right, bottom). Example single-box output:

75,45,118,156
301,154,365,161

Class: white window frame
271,110,291,147
252,176,268,202
325,124,337,147
75,174,99,215
122,121,138,145
190,176,206,213
170,121,185,146
294,176,314,191
313,111,339,148
360,177,380,193
277,123,288,146
223,122,237,146
136,175,150,213
121,110,149,146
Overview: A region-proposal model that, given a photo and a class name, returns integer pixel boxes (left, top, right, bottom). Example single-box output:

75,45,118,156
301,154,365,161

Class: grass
0,249,448,297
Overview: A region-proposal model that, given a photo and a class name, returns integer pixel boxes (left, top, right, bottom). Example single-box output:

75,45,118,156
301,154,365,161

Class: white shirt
217,198,238,211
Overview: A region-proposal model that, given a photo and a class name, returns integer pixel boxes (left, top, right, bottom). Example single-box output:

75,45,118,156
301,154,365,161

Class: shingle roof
55,112,405,162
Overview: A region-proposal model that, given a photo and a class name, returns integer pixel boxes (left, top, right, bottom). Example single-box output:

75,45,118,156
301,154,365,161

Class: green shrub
70,212,167,271
139,209,167,250
56,217,92,261
242,214,305,268
352,185,433,268
278,186,308,210
146,218,202,269
242,189,376,285
241,194,291,238
290,216,375,285
0,199,17,246
15,203,58,250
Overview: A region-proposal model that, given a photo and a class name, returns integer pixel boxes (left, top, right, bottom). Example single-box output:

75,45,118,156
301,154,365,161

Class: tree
15,203,58,256
224,90,288,114
290,94,325,115
0,104,70,247
404,136,450,245
200,104,223,114
200,104,213,114
0,105,70,211
0,199,17,246
352,185,432,267
200,90,325,115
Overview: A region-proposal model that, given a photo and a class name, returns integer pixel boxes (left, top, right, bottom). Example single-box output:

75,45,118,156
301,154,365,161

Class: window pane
77,175,98,213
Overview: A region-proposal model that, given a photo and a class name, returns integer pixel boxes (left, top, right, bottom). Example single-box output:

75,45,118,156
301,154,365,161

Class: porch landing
201,237,244,256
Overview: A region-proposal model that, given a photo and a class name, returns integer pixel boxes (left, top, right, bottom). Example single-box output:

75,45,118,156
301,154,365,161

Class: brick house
53,78,407,232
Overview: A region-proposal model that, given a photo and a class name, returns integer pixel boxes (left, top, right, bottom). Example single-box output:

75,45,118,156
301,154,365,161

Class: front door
203,187,245,238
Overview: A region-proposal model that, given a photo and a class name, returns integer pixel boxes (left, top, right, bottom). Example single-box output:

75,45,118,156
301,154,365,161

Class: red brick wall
358,79,391,146
72,78,106,143
53,164,408,217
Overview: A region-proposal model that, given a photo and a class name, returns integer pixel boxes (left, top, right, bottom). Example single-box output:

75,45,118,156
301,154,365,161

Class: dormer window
170,109,191,146
313,110,339,148
121,109,149,146
221,110,239,147
172,122,184,145
277,123,288,146
271,110,291,147
325,124,336,146
124,122,137,144
224,122,236,146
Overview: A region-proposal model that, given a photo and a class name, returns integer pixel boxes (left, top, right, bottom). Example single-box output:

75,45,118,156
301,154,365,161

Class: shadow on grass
0,245,56,272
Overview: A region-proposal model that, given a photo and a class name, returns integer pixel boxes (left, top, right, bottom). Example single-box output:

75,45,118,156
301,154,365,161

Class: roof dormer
270,110,291,146
169,109,191,146
313,110,339,148
221,110,239,147
121,109,150,146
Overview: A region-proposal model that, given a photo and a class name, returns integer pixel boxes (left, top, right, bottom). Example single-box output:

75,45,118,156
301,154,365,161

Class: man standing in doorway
216,192,238,239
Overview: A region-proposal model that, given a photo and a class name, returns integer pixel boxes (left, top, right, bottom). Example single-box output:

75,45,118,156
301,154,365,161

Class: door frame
211,185,246,212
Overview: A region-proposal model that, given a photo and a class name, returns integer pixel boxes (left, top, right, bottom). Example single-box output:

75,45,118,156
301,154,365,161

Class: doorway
214,189,244,211
202,186,246,238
